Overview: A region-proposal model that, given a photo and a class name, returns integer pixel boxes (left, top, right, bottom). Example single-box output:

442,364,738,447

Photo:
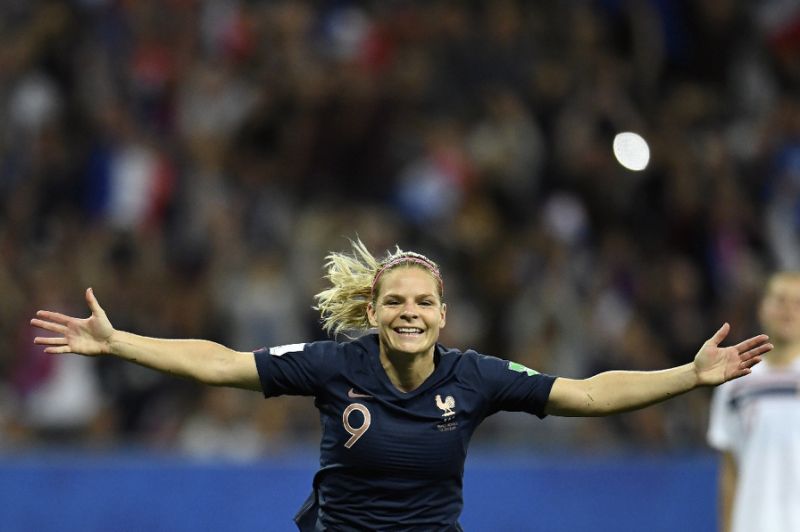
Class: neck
379,347,436,393
767,341,800,368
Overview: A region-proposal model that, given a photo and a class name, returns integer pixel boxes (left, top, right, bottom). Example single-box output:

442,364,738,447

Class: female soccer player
707,272,800,532
31,239,772,531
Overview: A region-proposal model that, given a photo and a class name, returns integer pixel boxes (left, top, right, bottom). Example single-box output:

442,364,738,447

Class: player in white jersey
708,272,800,532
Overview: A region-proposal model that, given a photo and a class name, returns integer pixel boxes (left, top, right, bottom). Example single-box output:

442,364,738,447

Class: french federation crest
435,394,456,417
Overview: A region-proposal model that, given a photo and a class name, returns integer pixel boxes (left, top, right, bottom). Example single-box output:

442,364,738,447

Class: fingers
32,333,72,355
85,287,104,316
33,310,72,326
734,334,770,353
30,317,67,334
729,342,771,381
741,356,762,370
711,325,771,355
33,336,68,346
34,288,101,324
730,357,761,380
731,356,761,378
43,345,74,355
729,368,752,380
739,342,773,361
709,323,730,346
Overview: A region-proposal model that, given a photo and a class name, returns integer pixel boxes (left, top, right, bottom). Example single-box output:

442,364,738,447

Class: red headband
371,256,444,297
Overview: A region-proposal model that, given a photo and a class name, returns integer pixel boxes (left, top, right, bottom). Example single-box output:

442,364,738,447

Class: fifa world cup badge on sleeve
507,361,539,376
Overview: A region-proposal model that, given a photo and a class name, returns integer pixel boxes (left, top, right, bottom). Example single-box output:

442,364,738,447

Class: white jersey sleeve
707,381,735,453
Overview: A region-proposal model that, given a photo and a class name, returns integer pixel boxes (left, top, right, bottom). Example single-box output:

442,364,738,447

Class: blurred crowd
2,0,800,458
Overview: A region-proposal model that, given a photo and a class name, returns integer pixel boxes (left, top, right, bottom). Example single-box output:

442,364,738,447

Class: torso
255,334,555,531
709,359,800,532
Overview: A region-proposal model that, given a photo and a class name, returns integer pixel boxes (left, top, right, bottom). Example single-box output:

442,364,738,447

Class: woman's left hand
694,323,773,386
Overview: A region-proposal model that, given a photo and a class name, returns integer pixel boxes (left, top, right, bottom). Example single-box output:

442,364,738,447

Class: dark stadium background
2,1,799,530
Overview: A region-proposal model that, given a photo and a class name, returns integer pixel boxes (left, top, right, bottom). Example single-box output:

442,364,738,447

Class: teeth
396,328,422,334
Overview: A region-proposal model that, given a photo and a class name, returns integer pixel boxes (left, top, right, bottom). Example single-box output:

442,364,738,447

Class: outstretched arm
31,288,260,390
544,323,771,416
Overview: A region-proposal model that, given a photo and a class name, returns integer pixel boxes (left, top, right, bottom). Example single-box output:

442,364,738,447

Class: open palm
30,288,114,356
694,323,772,386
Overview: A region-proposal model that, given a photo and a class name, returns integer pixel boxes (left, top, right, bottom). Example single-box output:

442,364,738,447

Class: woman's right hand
31,287,115,356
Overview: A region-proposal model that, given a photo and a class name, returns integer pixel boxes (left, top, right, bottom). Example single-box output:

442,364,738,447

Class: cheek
374,309,394,326
367,305,378,326
428,311,445,329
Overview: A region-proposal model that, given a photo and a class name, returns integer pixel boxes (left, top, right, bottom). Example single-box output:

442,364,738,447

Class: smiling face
367,266,446,358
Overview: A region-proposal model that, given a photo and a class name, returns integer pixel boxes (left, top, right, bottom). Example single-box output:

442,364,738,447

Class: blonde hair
768,271,800,285
765,271,800,296
313,238,443,337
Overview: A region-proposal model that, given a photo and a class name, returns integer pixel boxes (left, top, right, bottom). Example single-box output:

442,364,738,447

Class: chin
389,336,432,354
395,340,428,352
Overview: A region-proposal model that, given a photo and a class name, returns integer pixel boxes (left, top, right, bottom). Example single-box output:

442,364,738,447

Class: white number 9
342,403,371,449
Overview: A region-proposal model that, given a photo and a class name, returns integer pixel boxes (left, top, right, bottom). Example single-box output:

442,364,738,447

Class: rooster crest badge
435,394,456,417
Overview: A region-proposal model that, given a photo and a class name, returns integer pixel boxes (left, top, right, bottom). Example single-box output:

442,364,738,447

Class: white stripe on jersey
268,343,307,356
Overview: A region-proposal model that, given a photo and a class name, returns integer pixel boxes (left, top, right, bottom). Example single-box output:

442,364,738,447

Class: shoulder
435,344,477,371
259,337,371,357
303,334,378,367
348,333,380,358
437,344,538,379
436,343,488,362
254,340,351,377
257,340,336,358
253,337,373,396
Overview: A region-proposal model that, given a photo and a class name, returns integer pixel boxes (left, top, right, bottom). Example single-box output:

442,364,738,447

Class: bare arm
545,323,771,416
719,451,737,532
31,288,261,390
105,331,259,389
545,364,697,416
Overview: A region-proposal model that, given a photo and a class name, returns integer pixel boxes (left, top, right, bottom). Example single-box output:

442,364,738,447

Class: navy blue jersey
253,334,555,531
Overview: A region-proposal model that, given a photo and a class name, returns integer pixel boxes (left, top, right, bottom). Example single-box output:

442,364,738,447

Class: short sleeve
475,354,556,418
707,381,734,452
253,340,340,398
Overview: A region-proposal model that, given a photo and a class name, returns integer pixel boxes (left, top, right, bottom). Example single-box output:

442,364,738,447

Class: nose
400,302,418,319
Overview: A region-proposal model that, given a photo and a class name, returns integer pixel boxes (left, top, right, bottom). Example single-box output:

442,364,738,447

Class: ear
367,301,378,327
439,303,447,329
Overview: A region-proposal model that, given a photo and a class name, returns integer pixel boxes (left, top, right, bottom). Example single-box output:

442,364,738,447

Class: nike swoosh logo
348,388,372,399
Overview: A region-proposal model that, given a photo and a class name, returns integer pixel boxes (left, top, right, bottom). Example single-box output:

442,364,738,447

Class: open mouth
394,327,424,337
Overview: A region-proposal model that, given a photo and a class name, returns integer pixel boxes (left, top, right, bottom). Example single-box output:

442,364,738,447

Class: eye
419,300,433,307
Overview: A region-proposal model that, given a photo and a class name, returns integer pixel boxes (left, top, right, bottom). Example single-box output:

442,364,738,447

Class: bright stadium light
612,131,650,171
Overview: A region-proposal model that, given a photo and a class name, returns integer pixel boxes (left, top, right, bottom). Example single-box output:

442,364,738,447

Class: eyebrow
381,293,437,300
